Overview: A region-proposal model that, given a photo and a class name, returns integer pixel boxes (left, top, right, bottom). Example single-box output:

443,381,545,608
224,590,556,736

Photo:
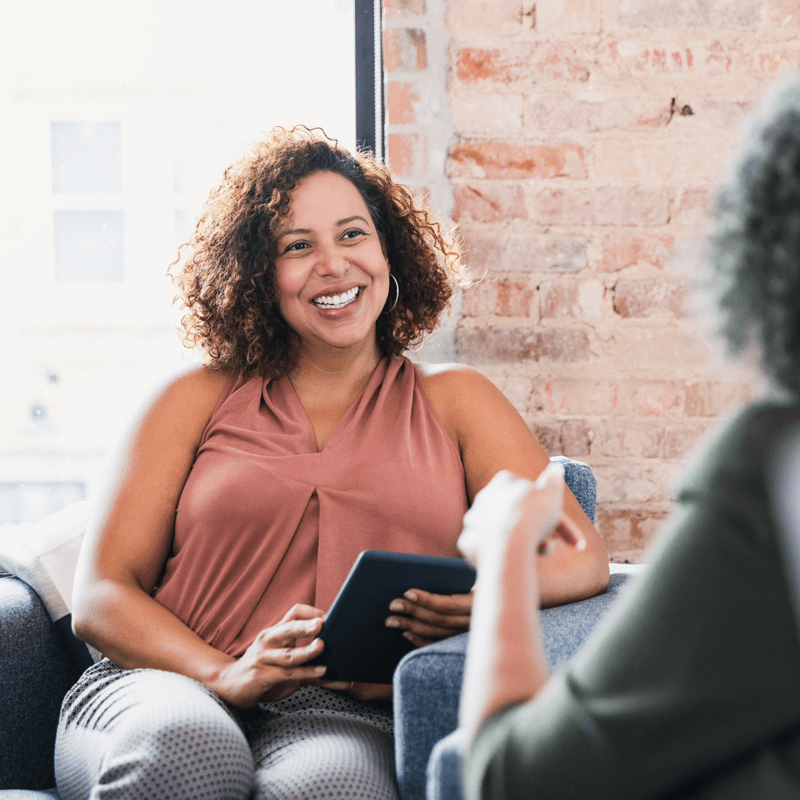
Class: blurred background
4,0,798,561
0,0,358,524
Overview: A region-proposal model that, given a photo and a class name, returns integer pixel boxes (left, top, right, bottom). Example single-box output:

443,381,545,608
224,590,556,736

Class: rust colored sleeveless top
154,356,468,657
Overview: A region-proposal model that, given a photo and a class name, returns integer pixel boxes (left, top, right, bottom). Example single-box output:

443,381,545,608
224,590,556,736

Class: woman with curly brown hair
53,127,608,800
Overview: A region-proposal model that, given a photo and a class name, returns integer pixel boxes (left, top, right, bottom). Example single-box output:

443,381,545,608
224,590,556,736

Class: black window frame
355,0,385,161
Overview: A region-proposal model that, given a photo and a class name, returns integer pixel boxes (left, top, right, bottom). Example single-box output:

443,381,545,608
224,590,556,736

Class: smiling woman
55,127,609,800
274,172,392,359
172,127,458,380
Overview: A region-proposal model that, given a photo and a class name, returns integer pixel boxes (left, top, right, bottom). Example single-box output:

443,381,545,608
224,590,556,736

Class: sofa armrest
551,456,596,524
395,567,643,800
0,576,80,791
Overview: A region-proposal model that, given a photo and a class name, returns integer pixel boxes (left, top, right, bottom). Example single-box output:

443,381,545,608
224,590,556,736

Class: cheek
275,264,302,303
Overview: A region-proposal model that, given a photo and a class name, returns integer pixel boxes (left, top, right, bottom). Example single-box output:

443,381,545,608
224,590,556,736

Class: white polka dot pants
55,660,399,800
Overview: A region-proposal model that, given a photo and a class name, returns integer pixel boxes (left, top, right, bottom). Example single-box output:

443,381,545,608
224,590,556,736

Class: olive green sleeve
464,403,800,800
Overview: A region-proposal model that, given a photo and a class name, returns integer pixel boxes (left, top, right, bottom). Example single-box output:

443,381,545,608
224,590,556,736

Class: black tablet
309,550,477,684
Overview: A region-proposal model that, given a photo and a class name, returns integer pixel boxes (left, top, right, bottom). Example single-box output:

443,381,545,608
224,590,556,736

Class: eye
283,240,309,253
342,229,366,241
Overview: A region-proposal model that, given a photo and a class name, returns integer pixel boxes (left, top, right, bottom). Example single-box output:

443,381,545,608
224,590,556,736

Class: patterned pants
55,660,398,800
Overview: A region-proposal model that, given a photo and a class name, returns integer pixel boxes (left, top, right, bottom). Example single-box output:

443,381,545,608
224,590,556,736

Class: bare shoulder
413,360,509,412
411,361,517,447
413,360,497,395
118,365,234,457
141,365,230,416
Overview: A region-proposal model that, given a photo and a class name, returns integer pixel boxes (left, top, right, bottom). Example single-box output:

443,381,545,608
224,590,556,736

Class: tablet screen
309,550,476,684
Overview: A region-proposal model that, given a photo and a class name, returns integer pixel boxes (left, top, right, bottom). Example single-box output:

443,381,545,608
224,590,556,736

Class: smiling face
274,170,391,362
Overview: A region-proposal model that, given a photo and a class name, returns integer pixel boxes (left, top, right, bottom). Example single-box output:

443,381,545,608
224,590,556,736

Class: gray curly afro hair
708,69,800,395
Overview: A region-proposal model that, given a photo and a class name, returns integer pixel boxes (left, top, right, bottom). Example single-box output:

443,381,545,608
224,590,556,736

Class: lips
312,286,362,309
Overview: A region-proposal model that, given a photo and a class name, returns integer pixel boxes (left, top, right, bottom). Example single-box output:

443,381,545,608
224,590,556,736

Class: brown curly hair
170,126,465,378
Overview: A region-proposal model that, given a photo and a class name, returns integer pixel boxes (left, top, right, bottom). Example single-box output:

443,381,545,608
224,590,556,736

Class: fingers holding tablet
385,588,473,646
308,550,477,684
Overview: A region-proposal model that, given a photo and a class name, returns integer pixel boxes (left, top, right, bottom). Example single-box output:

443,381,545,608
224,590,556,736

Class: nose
315,243,348,277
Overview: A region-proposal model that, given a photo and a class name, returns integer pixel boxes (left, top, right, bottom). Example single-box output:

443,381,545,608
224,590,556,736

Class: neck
290,339,385,396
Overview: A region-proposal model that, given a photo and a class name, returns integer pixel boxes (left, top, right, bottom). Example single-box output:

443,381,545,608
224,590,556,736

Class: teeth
313,287,360,308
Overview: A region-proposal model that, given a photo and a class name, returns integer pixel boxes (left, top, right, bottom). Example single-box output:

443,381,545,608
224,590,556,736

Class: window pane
173,121,246,195
0,482,86,526
175,208,202,249
52,121,122,193
54,210,124,281
5,0,381,525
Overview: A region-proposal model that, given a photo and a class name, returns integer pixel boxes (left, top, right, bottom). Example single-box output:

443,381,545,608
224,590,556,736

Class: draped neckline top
154,355,469,657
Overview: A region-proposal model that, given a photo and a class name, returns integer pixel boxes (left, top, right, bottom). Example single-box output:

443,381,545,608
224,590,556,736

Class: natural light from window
1,0,361,524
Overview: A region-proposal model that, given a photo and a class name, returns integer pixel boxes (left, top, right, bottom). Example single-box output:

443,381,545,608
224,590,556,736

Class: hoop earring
384,273,400,313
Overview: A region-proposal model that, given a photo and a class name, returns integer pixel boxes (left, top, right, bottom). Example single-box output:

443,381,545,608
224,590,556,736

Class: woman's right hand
211,604,333,709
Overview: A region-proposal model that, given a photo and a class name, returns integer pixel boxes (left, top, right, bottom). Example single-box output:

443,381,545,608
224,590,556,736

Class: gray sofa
0,457,639,799
393,565,639,800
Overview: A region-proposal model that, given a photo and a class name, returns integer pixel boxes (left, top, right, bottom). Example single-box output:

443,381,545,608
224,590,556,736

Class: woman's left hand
385,589,473,648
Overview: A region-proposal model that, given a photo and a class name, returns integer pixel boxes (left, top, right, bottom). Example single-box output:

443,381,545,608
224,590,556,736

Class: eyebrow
278,215,370,239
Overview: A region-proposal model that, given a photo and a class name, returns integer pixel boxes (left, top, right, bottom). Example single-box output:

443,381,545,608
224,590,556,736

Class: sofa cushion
422,565,647,800
0,502,99,670
0,576,78,793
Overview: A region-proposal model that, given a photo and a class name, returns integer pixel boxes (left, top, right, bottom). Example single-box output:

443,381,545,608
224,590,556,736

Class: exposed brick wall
386,0,799,561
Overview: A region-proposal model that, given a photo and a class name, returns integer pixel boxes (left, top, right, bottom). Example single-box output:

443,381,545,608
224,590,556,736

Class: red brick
457,326,592,364
753,47,800,75
486,371,534,414
766,1,800,28
619,0,758,28
594,137,729,180
462,229,588,273
384,28,428,72
387,133,427,176
598,234,675,272
536,0,602,33
449,140,586,179
449,0,522,35
530,422,563,455
596,508,669,560
384,0,426,17
452,93,524,134
593,462,682,504
530,420,593,457
387,81,421,125
595,419,709,460
602,40,748,77
462,277,535,318
613,279,686,318
455,43,590,84
562,419,593,457
623,380,681,416
453,183,528,223
674,188,713,228
532,187,671,226
613,327,716,372
525,93,671,133
539,279,604,320
530,379,618,415
689,97,754,128
684,380,752,416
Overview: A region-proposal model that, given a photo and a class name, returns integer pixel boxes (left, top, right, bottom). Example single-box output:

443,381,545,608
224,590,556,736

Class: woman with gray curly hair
459,69,800,799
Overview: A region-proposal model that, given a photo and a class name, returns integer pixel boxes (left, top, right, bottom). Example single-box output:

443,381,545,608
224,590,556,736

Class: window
52,121,124,282
0,0,384,525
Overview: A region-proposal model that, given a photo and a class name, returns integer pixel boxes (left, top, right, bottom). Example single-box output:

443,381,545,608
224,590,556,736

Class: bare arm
72,368,335,709
385,365,607,647
423,365,607,603
457,467,567,738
